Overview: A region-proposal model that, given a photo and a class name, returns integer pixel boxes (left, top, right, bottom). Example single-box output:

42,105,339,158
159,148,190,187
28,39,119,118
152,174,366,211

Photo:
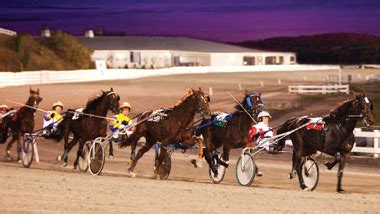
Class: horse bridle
105,91,120,112
347,96,372,126
242,93,264,116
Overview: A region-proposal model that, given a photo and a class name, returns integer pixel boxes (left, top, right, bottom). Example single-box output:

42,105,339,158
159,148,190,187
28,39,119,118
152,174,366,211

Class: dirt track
1,70,380,213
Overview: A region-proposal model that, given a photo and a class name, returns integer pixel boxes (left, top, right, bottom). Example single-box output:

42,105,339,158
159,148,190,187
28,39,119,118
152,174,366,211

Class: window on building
278,56,284,64
173,56,180,66
265,56,276,65
243,56,255,65
130,52,141,64
290,56,295,62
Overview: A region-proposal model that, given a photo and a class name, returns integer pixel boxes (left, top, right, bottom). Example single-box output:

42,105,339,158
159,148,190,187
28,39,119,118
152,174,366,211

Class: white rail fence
352,128,380,158
288,85,349,94
0,64,340,88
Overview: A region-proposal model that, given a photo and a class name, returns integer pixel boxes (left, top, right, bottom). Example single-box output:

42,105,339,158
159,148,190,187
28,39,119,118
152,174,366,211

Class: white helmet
120,102,132,110
258,111,271,119
52,101,64,109
0,104,8,110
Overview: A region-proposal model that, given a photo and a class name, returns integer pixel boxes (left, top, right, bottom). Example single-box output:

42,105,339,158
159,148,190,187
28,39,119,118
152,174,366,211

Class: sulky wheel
21,134,35,168
209,152,226,184
89,137,106,175
301,157,319,191
236,152,257,186
154,146,172,180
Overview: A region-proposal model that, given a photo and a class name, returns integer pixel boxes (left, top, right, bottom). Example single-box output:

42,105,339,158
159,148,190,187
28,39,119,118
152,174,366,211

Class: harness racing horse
198,90,264,173
60,88,120,169
276,93,374,192
4,88,43,161
120,88,211,176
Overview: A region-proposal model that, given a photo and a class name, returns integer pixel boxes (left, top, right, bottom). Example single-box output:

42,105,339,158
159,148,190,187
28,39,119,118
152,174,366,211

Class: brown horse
198,90,264,173
276,93,374,192
120,88,211,175
4,87,43,161
60,88,120,169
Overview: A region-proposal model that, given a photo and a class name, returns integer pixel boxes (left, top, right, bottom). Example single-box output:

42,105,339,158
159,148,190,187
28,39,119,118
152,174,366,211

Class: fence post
209,87,213,96
374,130,379,158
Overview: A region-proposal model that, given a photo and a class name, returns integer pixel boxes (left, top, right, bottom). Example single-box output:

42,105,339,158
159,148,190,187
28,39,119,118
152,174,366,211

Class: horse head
27,87,43,107
185,88,211,119
352,93,375,127
241,90,264,116
105,87,120,115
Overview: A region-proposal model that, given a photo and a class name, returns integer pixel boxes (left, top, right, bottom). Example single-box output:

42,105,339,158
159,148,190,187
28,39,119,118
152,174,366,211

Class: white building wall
91,50,296,68
91,50,172,68
171,51,211,66
210,52,296,66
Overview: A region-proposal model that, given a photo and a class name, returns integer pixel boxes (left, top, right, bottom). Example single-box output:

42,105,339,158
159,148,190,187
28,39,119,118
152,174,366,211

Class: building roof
76,36,271,53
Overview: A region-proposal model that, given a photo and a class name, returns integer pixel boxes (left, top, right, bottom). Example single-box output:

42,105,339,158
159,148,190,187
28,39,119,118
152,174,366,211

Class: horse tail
275,117,308,151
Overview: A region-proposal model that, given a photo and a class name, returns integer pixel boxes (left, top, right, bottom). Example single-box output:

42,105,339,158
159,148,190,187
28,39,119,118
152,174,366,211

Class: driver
246,111,273,176
109,102,133,143
42,101,64,140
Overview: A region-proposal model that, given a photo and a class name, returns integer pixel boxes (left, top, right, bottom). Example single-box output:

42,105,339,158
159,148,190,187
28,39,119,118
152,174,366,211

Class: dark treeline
234,33,380,64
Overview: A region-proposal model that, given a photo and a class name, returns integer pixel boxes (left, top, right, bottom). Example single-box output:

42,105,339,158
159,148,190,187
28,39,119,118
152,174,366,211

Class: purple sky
1,0,380,41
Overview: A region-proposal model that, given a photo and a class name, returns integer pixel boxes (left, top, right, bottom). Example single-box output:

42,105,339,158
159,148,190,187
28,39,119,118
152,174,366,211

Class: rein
6,100,47,113
228,92,257,124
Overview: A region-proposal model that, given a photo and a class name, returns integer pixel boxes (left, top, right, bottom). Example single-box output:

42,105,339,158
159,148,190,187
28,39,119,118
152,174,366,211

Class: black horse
4,87,43,161
198,90,264,171
60,88,120,169
276,93,374,192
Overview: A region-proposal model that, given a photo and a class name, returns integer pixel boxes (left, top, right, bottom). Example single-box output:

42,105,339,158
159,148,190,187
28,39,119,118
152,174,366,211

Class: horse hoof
57,155,62,162
129,172,136,178
303,187,311,191
108,155,114,160
337,188,345,193
5,156,12,162
190,159,203,168
324,162,334,170
288,172,296,179
196,160,203,168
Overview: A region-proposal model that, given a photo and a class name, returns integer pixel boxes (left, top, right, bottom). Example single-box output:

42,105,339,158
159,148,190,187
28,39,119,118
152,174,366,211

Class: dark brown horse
4,88,43,161
60,88,120,169
276,93,374,192
198,90,264,172
119,88,211,176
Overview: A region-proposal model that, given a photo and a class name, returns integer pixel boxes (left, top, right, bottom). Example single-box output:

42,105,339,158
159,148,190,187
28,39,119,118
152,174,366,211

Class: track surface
1,70,380,213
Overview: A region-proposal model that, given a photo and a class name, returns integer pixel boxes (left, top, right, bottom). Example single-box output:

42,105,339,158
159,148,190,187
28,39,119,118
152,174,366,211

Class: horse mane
327,99,354,121
234,91,259,111
84,91,107,113
173,88,194,108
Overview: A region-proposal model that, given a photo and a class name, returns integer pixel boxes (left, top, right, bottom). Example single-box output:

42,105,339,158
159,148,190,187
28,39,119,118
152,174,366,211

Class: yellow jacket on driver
109,113,132,132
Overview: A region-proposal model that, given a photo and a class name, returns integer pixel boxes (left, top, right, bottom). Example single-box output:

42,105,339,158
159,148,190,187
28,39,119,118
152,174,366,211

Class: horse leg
108,141,114,159
73,139,85,169
288,151,297,179
295,153,308,190
128,131,144,165
324,153,340,170
220,139,231,168
5,135,16,160
61,136,79,167
128,136,155,175
336,152,346,193
16,135,22,161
